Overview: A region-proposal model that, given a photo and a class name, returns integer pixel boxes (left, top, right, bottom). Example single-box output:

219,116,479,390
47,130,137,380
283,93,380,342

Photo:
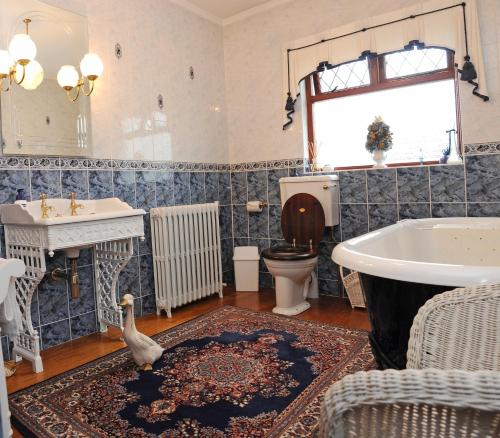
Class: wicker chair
406,283,500,371
320,284,500,437
319,369,500,438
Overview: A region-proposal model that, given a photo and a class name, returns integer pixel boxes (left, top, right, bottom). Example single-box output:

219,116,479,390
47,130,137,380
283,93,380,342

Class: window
305,47,460,169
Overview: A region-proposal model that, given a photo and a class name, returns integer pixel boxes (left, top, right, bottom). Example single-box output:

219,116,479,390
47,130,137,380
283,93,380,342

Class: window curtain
282,0,487,101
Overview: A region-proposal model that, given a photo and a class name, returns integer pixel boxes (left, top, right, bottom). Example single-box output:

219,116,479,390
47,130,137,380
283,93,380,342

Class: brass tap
69,192,84,216
40,193,54,219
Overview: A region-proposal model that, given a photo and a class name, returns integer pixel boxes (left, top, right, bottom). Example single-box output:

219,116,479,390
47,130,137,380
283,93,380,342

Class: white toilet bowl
264,256,318,316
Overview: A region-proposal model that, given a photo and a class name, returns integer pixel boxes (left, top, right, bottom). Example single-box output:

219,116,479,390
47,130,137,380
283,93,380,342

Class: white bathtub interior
332,218,500,286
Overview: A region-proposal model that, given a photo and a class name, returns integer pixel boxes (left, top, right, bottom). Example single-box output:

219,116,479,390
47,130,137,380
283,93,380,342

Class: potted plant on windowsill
365,116,393,168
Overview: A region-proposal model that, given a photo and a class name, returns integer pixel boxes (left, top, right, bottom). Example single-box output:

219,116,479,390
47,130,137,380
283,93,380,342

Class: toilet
262,175,339,316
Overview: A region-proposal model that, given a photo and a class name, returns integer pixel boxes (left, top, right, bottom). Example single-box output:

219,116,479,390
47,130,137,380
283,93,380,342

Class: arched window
305,46,460,169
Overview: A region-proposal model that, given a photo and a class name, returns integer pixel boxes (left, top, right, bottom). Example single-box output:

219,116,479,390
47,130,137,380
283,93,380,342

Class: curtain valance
282,0,487,128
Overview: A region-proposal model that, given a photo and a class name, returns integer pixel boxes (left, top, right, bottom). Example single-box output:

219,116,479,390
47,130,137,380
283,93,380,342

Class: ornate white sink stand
3,213,145,373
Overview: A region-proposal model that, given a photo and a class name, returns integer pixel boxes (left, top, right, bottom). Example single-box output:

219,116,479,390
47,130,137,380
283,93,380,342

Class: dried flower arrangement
365,116,393,153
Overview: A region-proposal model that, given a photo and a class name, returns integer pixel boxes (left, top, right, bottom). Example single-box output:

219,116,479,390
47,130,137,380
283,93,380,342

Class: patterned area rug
10,306,374,437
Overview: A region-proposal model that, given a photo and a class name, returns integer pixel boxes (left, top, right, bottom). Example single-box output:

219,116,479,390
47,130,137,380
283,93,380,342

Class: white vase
372,150,387,168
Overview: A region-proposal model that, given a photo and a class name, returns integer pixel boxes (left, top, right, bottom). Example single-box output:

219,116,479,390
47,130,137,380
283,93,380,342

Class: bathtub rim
332,217,500,287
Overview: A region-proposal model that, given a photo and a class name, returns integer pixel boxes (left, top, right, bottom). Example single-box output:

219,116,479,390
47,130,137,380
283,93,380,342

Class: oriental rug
10,306,374,437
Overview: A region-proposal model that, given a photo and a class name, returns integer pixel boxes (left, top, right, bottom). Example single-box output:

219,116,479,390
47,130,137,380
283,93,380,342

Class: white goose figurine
119,294,164,370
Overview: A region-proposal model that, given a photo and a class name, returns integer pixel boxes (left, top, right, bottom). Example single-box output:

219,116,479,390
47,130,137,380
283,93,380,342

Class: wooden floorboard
7,288,370,437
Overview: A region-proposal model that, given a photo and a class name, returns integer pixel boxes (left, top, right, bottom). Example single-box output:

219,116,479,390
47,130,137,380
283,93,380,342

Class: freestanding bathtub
332,217,500,369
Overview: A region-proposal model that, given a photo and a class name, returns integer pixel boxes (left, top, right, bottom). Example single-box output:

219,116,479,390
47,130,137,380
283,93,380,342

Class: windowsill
314,159,463,172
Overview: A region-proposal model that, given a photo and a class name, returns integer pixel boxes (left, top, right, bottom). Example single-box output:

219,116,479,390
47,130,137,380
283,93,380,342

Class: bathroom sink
0,197,145,255
1,197,145,373
0,197,145,225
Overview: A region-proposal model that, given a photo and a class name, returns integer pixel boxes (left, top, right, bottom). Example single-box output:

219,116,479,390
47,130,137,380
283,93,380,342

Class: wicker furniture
407,283,500,371
339,268,365,309
320,369,500,438
320,283,500,437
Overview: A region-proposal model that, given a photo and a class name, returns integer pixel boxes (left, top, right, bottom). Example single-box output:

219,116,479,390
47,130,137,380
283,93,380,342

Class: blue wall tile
399,203,431,219
156,171,174,207
247,171,268,202
231,171,247,204
249,210,269,239
61,170,89,199
0,170,30,203
367,169,397,203
232,205,248,238
318,242,337,281
219,205,233,239
173,172,190,205
267,169,288,205
70,312,97,339
467,202,500,217
190,172,206,204
268,205,283,239
113,171,136,207
119,256,140,296
205,172,219,203
89,170,113,199
397,167,430,203
431,202,466,217
218,172,231,205
430,165,465,202
30,170,62,199
340,171,367,203
221,238,234,269
341,204,368,239
141,294,156,315
41,319,71,349
136,171,156,211
139,255,155,297
69,265,95,317
318,278,340,297
369,204,398,231
466,155,500,202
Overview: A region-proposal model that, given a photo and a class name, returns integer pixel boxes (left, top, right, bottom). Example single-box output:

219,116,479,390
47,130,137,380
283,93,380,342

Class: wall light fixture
57,53,103,101
0,19,44,92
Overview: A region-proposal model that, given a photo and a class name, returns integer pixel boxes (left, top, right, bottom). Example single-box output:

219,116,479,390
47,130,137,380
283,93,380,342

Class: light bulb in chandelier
0,50,13,77
80,53,103,80
17,59,44,90
57,65,79,90
8,19,37,65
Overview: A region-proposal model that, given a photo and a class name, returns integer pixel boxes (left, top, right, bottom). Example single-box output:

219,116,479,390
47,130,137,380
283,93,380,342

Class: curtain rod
283,2,488,130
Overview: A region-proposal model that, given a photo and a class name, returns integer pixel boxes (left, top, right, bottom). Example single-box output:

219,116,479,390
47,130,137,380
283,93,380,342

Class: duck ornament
119,294,164,370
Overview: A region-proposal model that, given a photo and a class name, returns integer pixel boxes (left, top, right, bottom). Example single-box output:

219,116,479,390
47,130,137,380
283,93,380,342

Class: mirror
0,0,92,156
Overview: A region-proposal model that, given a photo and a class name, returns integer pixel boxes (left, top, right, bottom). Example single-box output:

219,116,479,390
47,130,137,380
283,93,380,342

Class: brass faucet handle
41,204,55,219
70,193,84,216
39,193,48,200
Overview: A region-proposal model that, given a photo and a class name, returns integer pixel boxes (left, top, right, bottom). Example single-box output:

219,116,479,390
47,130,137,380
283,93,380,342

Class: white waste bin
233,246,260,291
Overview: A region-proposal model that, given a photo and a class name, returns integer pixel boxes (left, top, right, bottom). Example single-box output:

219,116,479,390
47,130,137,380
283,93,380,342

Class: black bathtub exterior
359,273,454,369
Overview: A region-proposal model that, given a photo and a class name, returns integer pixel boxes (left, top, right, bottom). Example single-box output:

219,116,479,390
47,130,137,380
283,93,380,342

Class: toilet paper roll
246,201,263,213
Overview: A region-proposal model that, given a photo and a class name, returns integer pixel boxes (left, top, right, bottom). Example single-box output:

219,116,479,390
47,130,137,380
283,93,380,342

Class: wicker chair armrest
407,283,500,370
320,369,500,438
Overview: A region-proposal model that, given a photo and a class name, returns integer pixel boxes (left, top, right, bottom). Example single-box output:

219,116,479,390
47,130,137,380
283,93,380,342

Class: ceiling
186,0,273,20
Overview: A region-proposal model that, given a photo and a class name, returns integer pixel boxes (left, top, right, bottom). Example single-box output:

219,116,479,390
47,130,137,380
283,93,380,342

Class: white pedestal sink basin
0,197,145,373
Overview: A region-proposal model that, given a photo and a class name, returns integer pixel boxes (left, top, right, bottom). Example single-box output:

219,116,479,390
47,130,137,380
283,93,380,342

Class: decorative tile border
464,142,500,156
0,156,229,172
0,155,305,172
7,145,500,173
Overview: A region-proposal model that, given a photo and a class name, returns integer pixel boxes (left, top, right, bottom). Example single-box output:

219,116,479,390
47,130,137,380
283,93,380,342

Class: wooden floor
8,288,370,437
